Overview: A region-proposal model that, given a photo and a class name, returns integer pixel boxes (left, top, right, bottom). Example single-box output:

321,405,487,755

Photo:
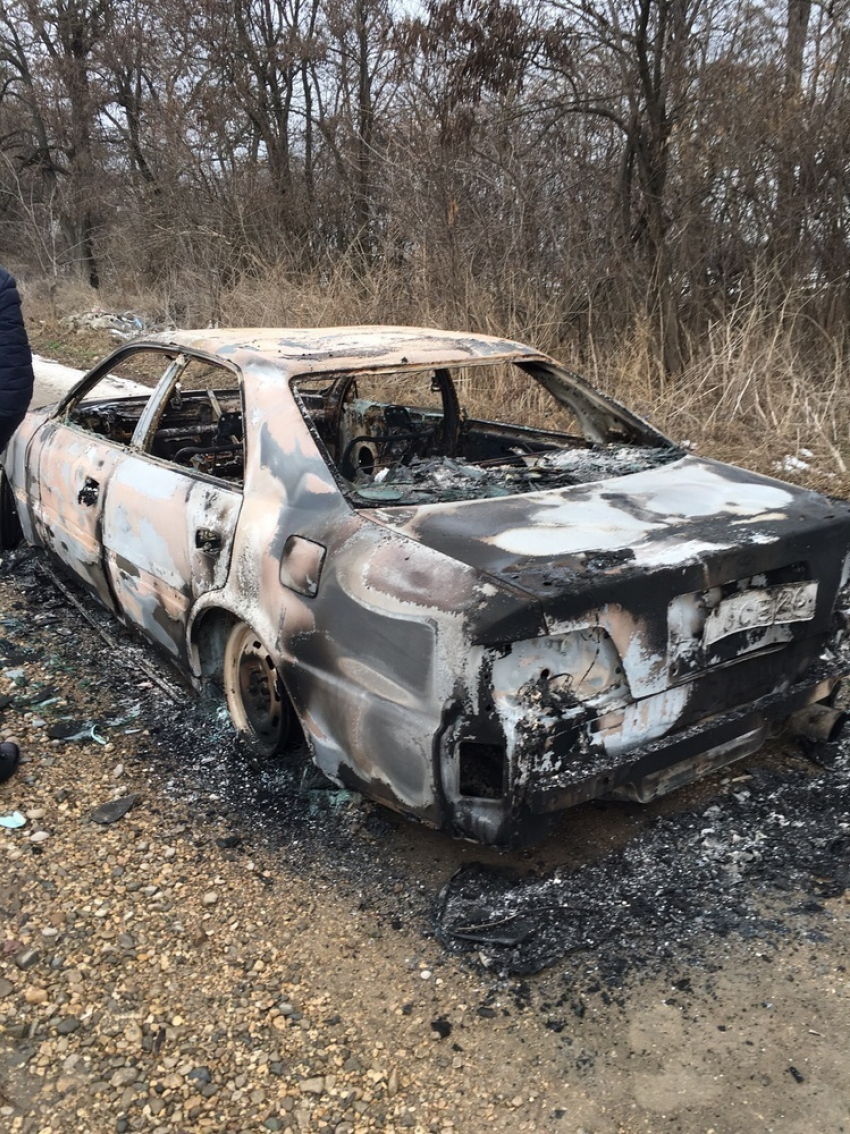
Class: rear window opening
293,360,680,506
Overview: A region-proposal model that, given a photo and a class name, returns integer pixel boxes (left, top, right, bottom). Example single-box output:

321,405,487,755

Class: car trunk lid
364,456,850,698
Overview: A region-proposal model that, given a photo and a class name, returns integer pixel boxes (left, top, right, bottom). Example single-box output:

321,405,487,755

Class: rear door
100,354,244,662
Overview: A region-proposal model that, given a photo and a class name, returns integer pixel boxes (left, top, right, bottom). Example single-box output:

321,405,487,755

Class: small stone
188,1066,212,1085
56,1016,81,1035
14,947,41,971
111,1067,140,1088
263,1119,283,1132
116,1117,129,1133
202,891,218,907
0,978,14,997
24,986,47,1005
117,933,135,950
299,1077,324,1095
29,830,49,843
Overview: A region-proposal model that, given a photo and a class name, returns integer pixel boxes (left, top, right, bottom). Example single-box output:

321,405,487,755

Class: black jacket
0,267,34,447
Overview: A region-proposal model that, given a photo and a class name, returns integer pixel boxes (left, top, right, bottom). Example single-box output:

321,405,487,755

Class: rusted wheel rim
223,622,287,753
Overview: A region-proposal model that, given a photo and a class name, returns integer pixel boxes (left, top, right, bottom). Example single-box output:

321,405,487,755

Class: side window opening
145,358,245,485
64,347,174,442
62,348,245,486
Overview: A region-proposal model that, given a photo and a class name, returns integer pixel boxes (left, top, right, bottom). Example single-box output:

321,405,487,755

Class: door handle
195,528,222,555
77,477,99,506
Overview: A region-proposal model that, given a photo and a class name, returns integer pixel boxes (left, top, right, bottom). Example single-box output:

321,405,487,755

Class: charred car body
3,327,850,846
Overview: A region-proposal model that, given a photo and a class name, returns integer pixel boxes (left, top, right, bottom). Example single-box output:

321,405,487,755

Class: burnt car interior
293,361,682,505
146,389,244,481
64,351,246,484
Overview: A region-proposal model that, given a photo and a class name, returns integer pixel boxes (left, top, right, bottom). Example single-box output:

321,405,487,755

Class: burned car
2,327,850,845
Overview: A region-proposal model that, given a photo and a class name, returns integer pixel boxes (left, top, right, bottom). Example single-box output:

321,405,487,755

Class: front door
35,424,125,612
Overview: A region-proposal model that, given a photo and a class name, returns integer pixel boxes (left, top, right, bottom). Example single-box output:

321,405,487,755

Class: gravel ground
1,550,850,1134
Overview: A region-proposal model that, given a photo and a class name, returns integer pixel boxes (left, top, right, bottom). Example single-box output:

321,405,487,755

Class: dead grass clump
592,298,850,497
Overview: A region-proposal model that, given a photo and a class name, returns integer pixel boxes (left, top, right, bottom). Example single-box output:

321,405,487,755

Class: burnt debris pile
353,446,679,505
436,745,850,978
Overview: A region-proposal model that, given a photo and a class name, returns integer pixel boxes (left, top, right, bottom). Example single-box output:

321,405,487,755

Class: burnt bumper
529,667,843,815
448,663,845,847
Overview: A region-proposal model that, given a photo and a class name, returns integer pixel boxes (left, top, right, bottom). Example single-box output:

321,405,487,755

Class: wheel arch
189,605,305,744
188,605,241,684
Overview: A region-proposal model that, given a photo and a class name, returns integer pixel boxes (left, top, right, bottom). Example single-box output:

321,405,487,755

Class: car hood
364,455,850,622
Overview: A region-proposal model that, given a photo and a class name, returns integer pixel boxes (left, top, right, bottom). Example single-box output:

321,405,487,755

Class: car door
33,348,178,613
99,353,244,662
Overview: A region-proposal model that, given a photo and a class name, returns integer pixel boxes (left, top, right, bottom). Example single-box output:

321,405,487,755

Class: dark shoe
0,741,19,782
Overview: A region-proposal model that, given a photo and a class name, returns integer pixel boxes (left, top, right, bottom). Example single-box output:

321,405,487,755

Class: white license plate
703,581,818,648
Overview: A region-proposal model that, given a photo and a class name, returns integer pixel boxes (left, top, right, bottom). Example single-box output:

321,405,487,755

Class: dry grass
18,265,850,499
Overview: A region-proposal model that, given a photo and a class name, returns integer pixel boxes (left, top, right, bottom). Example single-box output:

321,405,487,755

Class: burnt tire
222,621,289,756
0,472,22,551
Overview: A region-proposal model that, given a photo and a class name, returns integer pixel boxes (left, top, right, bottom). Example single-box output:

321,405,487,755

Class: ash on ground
436,745,850,978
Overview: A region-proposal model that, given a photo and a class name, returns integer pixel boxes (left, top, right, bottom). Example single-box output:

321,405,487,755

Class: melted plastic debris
436,740,850,978
534,444,682,479
353,446,680,505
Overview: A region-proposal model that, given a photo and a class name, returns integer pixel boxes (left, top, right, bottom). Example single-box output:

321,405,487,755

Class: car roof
150,325,546,375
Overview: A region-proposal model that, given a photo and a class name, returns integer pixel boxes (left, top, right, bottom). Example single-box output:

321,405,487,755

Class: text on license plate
702,581,818,648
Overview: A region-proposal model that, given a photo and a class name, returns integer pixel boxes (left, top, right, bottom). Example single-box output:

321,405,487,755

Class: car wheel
0,472,22,550
222,621,289,755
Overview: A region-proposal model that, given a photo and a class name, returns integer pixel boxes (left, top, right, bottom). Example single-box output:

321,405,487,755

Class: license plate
703,581,818,648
